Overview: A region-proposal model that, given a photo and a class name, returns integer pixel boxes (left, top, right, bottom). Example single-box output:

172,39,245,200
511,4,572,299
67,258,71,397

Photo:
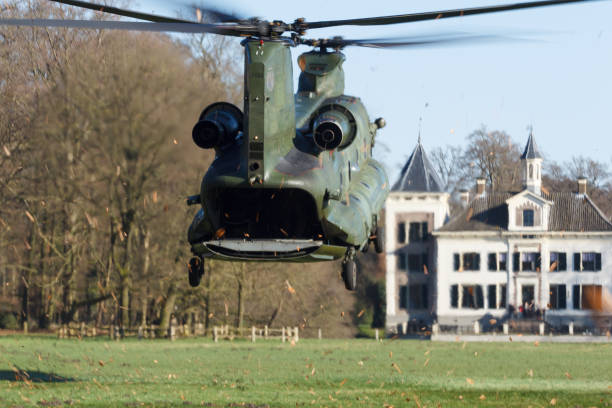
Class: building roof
437,192,612,233
392,138,444,193
520,132,542,160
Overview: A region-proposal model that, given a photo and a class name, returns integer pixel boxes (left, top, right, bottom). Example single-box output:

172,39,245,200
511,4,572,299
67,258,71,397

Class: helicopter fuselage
188,39,389,261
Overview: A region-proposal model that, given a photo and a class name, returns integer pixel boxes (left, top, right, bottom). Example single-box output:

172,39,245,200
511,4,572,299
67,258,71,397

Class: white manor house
385,134,612,332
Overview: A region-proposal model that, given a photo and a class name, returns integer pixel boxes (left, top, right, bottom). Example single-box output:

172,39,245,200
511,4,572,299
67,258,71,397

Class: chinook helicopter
2,0,598,290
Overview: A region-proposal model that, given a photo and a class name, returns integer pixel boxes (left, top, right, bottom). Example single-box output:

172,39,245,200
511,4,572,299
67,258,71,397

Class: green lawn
0,336,610,407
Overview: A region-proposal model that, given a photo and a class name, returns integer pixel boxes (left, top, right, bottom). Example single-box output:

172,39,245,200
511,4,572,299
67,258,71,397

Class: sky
137,0,612,183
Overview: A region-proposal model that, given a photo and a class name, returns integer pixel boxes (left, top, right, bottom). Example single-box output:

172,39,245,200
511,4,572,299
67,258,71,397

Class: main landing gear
341,248,357,291
188,256,204,287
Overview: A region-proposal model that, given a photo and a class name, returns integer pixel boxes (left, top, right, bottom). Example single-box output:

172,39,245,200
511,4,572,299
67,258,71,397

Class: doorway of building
521,284,535,317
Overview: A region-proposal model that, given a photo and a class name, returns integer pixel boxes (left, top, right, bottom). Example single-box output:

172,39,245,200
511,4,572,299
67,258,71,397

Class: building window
397,253,407,270
500,284,507,308
549,252,567,272
399,285,408,309
451,284,485,309
454,253,481,271
529,164,533,179
487,285,496,309
409,222,428,242
573,252,602,272
454,253,480,271
523,209,534,227
487,252,507,271
486,284,507,309
549,284,566,310
397,222,406,244
450,285,458,308
408,253,428,273
462,285,484,309
572,285,602,310
488,254,496,271
513,252,541,272
409,284,428,309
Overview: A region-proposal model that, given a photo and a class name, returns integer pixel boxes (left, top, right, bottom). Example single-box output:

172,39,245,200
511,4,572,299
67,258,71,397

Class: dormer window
523,209,534,227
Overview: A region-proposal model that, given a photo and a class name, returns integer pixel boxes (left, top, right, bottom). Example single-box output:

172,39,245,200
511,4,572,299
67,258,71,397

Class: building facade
386,134,612,331
385,138,449,330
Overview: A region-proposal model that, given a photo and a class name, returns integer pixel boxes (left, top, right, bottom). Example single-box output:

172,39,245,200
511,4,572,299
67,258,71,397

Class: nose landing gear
188,256,205,287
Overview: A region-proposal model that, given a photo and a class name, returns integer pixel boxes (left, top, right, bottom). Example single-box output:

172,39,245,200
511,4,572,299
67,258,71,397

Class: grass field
0,336,610,407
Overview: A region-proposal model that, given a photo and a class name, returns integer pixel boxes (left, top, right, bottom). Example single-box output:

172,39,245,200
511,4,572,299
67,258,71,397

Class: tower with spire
385,136,449,333
521,130,543,195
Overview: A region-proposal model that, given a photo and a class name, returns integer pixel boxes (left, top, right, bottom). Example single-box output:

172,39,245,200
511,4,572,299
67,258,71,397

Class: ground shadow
0,369,74,382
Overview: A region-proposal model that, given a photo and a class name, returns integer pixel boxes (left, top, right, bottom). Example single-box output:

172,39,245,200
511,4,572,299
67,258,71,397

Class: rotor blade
300,33,529,49
303,0,599,29
343,35,520,49
48,0,194,24
0,18,255,36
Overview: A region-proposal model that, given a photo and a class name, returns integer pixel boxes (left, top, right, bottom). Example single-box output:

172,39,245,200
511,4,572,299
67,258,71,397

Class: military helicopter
2,0,597,290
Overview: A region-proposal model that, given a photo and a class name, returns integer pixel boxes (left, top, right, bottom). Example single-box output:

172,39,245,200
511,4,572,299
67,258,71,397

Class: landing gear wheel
341,259,357,291
188,256,204,288
373,226,385,254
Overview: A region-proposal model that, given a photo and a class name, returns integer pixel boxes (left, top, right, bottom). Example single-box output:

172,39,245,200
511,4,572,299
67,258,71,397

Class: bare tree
463,126,521,191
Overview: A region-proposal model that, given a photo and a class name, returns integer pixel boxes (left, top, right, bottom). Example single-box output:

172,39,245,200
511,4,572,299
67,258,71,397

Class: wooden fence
55,322,319,342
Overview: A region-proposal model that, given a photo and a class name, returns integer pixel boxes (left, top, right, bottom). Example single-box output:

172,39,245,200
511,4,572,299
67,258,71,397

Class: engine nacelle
192,102,243,149
311,106,356,151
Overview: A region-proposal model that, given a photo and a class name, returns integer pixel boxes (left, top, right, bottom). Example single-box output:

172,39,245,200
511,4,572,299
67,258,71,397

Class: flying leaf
357,309,365,318
214,228,226,239
3,145,10,156
391,362,401,374
285,280,296,295
466,377,474,385
24,211,35,223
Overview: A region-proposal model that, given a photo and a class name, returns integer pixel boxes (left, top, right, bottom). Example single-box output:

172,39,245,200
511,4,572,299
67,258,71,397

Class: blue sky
139,0,612,183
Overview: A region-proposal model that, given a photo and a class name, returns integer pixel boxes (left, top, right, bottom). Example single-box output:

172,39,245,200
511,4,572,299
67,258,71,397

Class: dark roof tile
392,140,443,193
521,132,542,159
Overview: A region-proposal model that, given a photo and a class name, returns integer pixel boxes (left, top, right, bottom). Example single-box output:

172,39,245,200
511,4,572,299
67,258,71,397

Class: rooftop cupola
520,130,543,195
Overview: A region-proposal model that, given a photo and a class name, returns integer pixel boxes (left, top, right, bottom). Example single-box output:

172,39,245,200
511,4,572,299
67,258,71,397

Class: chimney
459,189,470,207
577,177,587,195
476,178,486,196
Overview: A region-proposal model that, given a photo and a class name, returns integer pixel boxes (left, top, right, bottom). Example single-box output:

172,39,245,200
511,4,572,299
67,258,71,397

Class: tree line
0,2,359,337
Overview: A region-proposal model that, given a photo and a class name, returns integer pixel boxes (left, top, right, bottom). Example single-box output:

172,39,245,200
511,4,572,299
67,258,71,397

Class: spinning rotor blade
0,18,254,36
300,33,523,49
49,0,194,24
303,0,598,30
